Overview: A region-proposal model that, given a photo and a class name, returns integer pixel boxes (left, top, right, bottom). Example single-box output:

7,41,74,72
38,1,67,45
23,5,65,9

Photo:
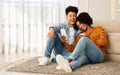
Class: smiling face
76,21,88,31
66,12,77,27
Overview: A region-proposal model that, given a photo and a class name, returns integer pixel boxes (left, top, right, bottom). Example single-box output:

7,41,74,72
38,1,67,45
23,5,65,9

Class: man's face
66,12,77,26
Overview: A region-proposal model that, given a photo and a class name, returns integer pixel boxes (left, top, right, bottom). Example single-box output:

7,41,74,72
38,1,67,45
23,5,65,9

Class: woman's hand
79,33,88,37
102,28,108,37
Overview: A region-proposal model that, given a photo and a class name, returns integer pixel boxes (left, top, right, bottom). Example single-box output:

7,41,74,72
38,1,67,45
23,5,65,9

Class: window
111,0,120,19
0,0,65,55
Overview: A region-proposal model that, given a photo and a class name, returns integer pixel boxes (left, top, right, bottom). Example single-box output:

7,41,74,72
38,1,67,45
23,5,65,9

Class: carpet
6,57,120,75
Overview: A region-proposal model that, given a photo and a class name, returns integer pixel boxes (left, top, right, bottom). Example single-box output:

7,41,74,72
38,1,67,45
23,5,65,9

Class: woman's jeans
69,37,104,64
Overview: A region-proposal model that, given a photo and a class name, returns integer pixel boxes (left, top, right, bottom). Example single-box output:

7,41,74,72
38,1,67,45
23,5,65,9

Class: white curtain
0,0,65,55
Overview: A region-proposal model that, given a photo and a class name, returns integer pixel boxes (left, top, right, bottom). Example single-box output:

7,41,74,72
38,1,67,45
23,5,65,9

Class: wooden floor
0,71,49,75
0,52,49,75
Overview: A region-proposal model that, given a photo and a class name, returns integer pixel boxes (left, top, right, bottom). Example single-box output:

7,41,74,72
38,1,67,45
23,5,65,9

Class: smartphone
60,29,68,40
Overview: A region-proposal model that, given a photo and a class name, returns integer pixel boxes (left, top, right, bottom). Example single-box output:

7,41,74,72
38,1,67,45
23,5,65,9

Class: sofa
93,20,120,62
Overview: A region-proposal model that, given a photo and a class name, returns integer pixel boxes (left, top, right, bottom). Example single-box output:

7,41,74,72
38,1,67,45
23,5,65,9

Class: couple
38,6,108,73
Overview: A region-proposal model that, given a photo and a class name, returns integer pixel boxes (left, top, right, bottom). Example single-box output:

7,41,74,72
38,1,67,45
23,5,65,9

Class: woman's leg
69,51,89,69
69,37,104,63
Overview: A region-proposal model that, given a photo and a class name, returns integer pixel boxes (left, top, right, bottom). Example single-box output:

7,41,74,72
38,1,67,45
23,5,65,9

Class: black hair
74,23,79,30
65,6,78,15
77,12,93,26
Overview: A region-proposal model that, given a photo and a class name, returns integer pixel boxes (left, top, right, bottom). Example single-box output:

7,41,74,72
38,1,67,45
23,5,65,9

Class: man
38,6,80,67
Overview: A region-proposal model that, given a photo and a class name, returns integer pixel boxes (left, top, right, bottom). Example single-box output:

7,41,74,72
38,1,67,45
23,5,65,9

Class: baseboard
107,54,120,62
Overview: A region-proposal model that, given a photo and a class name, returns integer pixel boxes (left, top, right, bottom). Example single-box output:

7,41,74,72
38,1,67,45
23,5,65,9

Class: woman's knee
81,37,89,40
78,37,89,43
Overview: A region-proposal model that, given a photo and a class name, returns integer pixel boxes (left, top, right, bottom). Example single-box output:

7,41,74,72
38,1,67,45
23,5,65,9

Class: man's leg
45,34,67,63
39,34,64,65
44,33,64,57
38,37,55,65
53,34,65,56
44,38,55,58
69,37,104,63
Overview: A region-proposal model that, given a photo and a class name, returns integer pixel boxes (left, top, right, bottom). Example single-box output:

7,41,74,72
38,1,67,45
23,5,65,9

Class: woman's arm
90,27,108,47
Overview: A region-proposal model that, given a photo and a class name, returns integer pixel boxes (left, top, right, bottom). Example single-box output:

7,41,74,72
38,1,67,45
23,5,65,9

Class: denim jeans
44,34,71,60
69,37,104,64
69,51,89,69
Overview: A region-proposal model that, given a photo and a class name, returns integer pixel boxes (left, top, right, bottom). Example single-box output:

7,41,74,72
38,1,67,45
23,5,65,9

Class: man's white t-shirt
66,27,75,45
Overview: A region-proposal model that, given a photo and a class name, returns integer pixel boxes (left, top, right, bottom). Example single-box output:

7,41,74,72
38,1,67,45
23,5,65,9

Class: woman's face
76,21,87,31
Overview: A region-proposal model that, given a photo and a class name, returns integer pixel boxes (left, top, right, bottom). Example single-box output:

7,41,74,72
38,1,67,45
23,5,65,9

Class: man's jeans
44,34,71,59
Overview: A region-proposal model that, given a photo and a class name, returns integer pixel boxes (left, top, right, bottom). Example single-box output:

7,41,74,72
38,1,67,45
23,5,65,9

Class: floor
0,71,49,75
0,52,49,75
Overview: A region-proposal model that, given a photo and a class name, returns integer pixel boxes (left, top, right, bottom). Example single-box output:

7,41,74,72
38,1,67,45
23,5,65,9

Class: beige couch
94,20,120,62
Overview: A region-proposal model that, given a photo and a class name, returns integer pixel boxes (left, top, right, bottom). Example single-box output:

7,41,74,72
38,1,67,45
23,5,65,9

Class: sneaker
38,57,50,66
56,65,63,70
56,54,72,73
38,57,43,62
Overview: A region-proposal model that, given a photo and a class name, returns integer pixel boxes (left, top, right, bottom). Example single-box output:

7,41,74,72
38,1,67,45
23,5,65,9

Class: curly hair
65,6,78,15
77,12,93,26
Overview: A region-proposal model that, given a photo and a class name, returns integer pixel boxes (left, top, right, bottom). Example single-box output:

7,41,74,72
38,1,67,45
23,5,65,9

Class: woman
56,12,108,73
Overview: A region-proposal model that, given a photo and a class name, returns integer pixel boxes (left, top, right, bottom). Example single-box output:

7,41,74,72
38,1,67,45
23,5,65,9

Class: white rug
6,57,120,75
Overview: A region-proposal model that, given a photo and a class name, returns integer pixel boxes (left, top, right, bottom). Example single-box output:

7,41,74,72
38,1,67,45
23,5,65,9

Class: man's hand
47,27,55,38
60,36,66,43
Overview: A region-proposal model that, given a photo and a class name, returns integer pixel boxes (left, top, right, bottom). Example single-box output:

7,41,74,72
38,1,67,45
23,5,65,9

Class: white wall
65,0,116,20
77,0,88,13
0,1,2,54
64,0,78,8
89,0,111,20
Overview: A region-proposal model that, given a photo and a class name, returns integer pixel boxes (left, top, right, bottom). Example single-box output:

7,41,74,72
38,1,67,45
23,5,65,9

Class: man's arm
47,23,64,38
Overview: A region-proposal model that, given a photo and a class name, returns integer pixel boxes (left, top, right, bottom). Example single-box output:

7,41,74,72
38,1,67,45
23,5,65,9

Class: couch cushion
106,33,120,54
93,20,120,32
108,54,120,62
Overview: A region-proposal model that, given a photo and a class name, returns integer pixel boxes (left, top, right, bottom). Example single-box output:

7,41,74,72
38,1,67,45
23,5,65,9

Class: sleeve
91,27,108,47
49,23,62,33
